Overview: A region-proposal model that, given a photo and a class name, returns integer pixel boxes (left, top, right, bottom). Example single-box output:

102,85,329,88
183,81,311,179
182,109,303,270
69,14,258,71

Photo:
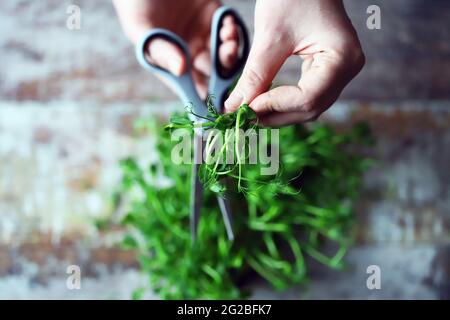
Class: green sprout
112,104,373,299
165,100,289,195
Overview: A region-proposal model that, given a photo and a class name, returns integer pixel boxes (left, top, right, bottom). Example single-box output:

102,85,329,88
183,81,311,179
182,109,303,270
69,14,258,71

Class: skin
113,0,365,127
113,0,239,98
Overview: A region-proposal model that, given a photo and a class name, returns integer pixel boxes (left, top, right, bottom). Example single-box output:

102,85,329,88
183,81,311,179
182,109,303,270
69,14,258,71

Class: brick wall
2,0,449,102
0,0,449,299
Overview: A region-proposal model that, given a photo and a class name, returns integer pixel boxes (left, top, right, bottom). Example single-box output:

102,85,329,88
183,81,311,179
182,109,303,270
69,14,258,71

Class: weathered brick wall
0,0,449,299
2,0,449,102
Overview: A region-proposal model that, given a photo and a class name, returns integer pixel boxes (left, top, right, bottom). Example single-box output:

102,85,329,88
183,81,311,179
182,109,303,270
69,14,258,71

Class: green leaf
109,99,373,299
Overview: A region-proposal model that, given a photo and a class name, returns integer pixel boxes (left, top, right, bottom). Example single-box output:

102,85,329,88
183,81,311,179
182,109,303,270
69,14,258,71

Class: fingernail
224,91,243,112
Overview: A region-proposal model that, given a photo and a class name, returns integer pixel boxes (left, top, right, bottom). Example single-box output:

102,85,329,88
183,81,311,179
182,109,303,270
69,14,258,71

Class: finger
223,15,236,28
193,49,211,77
258,110,321,127
224,39,290,113
192,69,208,99
112,0,153,44
147,38,186,76
250,53,349,115
217,15,239,70
220,16,238,41
219,40,239,69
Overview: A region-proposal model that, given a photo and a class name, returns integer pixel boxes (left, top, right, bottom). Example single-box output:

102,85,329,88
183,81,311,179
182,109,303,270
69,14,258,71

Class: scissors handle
136,6,249,117
135,29,207,118
209,7,250,111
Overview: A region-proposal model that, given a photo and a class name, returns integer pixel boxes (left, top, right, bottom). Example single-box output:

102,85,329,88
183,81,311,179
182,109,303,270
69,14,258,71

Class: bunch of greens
115,106,373,299
165,99,262,194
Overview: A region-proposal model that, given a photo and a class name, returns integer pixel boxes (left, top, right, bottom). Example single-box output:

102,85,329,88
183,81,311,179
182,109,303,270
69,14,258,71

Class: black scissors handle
209,7,250,111
135,29,207,118
135,6,250,116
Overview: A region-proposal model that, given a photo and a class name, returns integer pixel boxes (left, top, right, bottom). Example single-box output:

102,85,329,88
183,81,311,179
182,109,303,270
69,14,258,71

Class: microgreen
110,108,374,299
165,99,285,195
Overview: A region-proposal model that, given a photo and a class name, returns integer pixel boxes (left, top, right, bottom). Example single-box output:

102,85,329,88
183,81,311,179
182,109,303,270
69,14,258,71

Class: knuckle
300,99,317,113
308,113,321,122
354,49,366,72
304,111,321,123
345,42,365,71
242,68,265,89
263,91,278,112
340,39,366,72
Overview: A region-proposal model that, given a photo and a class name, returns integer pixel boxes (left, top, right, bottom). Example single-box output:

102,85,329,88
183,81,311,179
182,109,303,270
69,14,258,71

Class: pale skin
113,0,365,127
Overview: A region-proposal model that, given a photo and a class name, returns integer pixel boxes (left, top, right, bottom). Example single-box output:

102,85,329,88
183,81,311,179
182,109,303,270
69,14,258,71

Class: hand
113,0,239,98
224,0,365,126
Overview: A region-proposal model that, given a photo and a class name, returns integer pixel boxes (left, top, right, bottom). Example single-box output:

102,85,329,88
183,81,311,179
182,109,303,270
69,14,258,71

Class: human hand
224,0,365,126
113,0,239,98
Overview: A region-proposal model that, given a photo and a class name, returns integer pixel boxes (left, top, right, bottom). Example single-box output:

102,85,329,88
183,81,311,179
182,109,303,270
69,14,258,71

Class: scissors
135,6,250,242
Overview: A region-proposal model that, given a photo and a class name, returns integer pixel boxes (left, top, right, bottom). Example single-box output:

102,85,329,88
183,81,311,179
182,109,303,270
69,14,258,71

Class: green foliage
166,102,263,194
116,107,373,299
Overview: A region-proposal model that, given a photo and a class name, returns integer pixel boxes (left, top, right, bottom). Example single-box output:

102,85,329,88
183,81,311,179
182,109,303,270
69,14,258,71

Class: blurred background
0,0,449,299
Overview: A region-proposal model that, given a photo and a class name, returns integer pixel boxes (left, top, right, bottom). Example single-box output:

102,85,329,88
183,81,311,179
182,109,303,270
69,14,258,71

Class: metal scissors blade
135,6,250,242
191,130,234,242
190,137,203,242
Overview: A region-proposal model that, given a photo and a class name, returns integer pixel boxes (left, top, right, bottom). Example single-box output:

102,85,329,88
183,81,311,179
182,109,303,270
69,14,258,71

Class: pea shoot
109,109,373,299
166,100,289,195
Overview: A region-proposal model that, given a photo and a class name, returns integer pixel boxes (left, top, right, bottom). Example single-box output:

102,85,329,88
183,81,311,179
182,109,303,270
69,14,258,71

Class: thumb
224,39,288,112
147,38,186,76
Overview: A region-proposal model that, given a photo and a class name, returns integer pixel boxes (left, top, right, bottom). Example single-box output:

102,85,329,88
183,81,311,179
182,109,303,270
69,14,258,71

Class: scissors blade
190,164,203,242
216,195,234,241
190,132,204,242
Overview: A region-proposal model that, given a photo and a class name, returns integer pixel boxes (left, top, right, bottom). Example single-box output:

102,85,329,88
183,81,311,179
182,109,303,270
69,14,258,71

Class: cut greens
110,107,373,299
165,100,287,195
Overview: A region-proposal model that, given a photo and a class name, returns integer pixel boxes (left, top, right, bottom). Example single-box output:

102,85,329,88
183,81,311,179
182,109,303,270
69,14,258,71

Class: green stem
213,129,234,172
205,131,221,165
235,107,245,190
194,121,216,128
